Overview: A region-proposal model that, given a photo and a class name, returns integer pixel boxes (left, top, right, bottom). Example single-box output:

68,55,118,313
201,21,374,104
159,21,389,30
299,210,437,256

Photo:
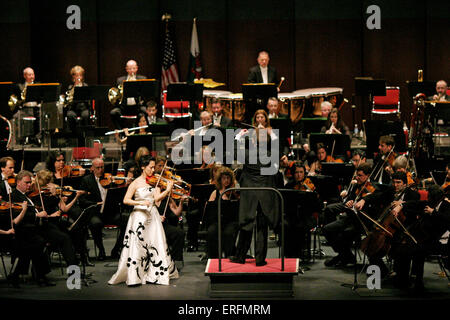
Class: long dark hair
46,151,65,173
325,108,345,130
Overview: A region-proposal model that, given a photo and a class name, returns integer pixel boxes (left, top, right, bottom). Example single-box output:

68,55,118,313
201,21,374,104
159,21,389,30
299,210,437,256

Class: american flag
161,23,179,92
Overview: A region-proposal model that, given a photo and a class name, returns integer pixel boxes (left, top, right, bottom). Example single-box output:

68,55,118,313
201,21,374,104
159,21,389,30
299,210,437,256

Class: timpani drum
202,90,232,113
278,92,311,124
219,93,246,121
293,87,343,117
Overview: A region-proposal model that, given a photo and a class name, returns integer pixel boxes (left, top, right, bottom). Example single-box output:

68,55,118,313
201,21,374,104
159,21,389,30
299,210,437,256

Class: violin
60,165,85,178
0,199,24,212
7,175,17,187
146,175,196,201
294,178,315,192
98,173,132,188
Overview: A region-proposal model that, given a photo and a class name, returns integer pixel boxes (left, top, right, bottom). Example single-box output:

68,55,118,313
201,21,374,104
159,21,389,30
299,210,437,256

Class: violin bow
35,175,46,226
373,146,395,183
8,191,14,230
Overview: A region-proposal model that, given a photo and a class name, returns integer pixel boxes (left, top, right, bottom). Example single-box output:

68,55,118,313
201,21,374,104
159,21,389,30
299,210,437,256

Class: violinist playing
9,170,54,287
46,151,86,182
322,163,381,268
285,163,315,192
79,158,125,260
28,169,79,268
392,155,416,187
308,142,343,176
1,156,15,199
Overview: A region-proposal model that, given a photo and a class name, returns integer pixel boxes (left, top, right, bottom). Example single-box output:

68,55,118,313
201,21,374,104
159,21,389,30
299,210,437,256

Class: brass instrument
8,86,27,112
108,83,123,105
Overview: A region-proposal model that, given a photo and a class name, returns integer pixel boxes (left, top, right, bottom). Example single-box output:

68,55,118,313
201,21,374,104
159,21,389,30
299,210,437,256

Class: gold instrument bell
8,86,26,112
108,84,123,105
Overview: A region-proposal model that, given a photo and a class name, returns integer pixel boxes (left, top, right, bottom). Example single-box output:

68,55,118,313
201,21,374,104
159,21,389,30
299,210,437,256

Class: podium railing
217,187,285,272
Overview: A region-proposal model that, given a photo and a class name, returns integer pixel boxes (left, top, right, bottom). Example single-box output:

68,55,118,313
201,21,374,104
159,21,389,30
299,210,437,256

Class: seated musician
285,163,315,192
390,185,449,292
322,163,381,268
320,101,332,118
392,155,416,186
350,149,366,168
211,98,232,127
143,100,167,125
110,60,148,129
379,171,421,289
65,65,91,135
373,135,397,184
428,80,450,102
155,189,187,271
1,156,15,199
29,170,80,268
308,143,343,176
205,166,239,259
266,97,287,120
284,163,321,259
443,163,450,195
79,158,124,260
276,155,295,187
320,108,351,136
9,170,54,287
46,151,86,182
114,114,150,145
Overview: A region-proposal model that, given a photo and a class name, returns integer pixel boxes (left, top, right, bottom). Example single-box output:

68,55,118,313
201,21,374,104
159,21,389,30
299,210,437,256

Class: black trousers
235,207,269,264
322,214,360,259
163,223,185,262
89,210,124,254
13,225,51,279
207,221,239,259
41,222,78,266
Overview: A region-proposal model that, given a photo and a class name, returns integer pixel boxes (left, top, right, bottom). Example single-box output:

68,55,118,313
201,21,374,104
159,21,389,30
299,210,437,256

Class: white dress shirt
260,66,268,83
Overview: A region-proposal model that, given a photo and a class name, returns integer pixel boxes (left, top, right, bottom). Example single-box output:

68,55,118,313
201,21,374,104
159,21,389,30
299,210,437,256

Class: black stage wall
0,0,449,129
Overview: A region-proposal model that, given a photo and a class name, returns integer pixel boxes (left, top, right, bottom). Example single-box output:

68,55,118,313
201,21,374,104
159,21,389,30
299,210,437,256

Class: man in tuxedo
210,98,232,127
429,80,450,102
9,170,54,287
0,156,15,199
110,60,148,129
247,51,278,86
79,158,124,260
266,97,287,119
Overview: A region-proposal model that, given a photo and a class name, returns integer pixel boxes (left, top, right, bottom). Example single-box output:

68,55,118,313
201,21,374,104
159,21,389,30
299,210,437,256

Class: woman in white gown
108,155,179,286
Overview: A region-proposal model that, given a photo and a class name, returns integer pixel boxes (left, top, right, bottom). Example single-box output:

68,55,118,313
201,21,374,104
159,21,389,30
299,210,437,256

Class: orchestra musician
65,65,91,135
204,166,239,259
230,110,279,267
143,100,167,125
247,51,279,89
392,155,416,187
320,107,351,136
350,149,366,168
429,80,450,102
9,170,54,287
114,113,150,145
320,101,332,118
110,60,148,129
322,163,381,267
285,163,316,192
46,151,86,181
123,146,150,179
29,170,79,268
210,98,233,127
0,156,15,199
373,135,397,184
308,142,344,176
79,158,124,260
391,185,450,292
266,97,287,120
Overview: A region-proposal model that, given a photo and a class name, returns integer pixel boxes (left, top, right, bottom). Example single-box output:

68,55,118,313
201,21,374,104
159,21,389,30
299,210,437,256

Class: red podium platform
205,258,299,298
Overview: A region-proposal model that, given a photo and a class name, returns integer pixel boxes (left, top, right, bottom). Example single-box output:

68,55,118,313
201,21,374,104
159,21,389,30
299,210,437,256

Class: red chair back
373,87,400,107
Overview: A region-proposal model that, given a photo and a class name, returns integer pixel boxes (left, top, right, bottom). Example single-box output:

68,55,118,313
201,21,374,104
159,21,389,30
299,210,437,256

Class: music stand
434,103,450,126
309,133,351,157
125,134,153,160
176,168,211,185
406,80,436,98
122,79,160,116
147,123,172,136
321,163,355,185
270,118,291,153
354,78,386,121
167,82,203,129
25,83,61,103
73,85,110,101
242,83,277,122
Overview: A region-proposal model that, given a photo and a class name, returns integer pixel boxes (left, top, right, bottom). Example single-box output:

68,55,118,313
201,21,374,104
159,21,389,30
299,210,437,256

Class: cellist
322,163,381,268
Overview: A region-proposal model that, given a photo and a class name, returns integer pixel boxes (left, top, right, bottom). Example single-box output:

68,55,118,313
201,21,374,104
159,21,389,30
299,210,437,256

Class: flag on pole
161,18,179,93
187,17,202,83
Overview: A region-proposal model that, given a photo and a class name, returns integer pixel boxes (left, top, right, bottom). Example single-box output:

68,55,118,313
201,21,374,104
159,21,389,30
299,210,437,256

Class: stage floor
0,228,449,302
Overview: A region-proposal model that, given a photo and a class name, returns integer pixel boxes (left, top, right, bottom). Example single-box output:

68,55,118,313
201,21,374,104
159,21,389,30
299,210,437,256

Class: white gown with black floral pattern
108,187,179,286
